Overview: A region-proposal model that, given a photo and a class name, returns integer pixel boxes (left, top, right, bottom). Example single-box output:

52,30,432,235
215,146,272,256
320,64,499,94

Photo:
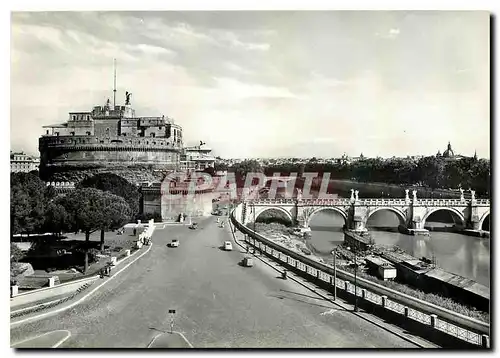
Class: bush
10,243,24,263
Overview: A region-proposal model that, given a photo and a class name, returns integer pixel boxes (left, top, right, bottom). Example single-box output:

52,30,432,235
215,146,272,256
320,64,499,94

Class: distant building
180,141,216,172
10,152,39,173
436,142,467,161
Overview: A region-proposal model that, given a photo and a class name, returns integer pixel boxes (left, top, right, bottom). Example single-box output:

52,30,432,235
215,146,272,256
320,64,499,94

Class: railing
247,198,490,208
416,199,466,206
358,199,408,206
476,199,490,205
232,205,489,348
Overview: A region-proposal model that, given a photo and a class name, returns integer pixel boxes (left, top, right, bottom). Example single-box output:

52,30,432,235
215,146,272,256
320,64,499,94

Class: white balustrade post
48,276,57,288
482,334,490,349
11,285,19,298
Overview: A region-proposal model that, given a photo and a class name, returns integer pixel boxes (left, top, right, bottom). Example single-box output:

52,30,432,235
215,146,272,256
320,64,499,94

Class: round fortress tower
38,91,184,180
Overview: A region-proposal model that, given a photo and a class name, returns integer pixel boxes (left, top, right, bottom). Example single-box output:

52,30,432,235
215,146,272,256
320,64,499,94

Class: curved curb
11,281,95,319
10,243,153,327
12,329,71,348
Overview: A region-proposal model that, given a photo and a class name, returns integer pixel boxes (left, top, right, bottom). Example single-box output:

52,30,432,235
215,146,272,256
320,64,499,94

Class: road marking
52,330,71,348
147,331,193,348
320,309,338,316
11,243,153,327
12,329,71,348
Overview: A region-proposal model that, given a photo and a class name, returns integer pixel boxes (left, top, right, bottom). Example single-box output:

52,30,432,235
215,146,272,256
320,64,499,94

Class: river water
308,210,490,287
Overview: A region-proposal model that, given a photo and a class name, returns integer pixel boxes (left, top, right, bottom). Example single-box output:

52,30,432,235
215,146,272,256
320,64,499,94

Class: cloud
213,77,297,99
376,27,401,40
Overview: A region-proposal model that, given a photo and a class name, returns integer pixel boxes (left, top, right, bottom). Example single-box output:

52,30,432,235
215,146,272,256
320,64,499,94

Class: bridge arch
366,207,407,226
253,206,294,224
306,207,348,227
479,211,490,231
421,207,466,228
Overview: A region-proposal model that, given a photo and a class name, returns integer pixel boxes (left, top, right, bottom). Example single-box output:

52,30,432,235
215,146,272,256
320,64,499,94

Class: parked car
189,222,198,230
243,256,254,267
170,239,179,248
223,241,233,251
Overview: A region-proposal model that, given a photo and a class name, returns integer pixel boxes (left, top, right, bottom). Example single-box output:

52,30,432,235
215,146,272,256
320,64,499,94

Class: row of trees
11,172,141,272
221,156,490,196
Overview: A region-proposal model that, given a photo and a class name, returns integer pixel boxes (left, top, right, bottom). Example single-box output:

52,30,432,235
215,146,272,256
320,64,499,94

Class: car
243,256,254,267
223,241,233,251
189,223,198,230
170,239,179,247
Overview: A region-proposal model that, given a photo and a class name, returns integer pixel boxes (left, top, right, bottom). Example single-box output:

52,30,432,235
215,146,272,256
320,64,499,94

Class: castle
39,92,187,181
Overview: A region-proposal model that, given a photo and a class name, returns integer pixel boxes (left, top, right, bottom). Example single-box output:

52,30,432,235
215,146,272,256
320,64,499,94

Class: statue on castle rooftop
125,91,132,105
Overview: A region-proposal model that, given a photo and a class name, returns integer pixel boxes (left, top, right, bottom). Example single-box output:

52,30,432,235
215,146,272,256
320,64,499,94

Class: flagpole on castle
113,58,117,107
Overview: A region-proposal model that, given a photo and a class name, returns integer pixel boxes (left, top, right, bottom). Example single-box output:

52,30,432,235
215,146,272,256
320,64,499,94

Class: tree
10,172,47,237
78,173,140,220
60,188,131,273
43,201,69,237
97,195,132,251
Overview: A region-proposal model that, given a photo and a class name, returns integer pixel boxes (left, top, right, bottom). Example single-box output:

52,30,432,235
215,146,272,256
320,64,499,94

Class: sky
10,11,490,159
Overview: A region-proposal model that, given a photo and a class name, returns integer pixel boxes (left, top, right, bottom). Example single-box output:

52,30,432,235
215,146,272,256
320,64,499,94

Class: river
308,210,490,287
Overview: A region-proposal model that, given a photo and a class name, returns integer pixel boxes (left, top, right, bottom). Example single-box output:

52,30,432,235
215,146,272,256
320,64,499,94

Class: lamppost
253,201,256,233
331,248,338,301
346,246,359,312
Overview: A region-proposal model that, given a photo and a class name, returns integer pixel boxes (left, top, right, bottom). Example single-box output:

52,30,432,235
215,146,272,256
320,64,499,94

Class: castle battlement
39,92,184,179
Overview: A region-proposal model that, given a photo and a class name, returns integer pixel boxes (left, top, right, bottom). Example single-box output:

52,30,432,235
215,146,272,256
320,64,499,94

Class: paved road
11,217,417,348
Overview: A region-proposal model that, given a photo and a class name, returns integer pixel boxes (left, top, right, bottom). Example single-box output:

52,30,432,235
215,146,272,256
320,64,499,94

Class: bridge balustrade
248,197,490,207
416,199,465,206
476,199,490,205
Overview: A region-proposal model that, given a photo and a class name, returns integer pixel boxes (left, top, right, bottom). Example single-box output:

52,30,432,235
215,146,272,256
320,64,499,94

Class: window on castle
46,130,49,135
72,116,75,120
151,133,156,138
87,115,90,120
70,132,75,136
86,131,91,135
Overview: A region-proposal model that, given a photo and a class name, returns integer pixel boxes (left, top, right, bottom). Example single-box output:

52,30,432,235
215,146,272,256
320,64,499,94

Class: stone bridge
240,191,490,235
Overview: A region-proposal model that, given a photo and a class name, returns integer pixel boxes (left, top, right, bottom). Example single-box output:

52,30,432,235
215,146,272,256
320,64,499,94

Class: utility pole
354,252,358,312
332,248,337,301
113,58,117,108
